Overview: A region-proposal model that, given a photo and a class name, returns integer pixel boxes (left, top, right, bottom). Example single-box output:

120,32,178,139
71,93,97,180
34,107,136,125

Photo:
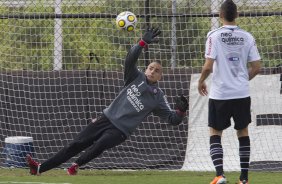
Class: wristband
139,40,148,48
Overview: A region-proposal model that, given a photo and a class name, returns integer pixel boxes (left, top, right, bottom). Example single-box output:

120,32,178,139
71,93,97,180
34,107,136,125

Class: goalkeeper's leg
73,127,126,167
39,116,110,173
39,123,97,173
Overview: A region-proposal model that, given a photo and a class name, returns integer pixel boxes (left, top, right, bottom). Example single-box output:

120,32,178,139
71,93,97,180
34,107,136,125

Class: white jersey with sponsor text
205,25,261,100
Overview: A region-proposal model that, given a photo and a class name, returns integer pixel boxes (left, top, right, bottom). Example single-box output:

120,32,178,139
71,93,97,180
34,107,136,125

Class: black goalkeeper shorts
208,97,251,130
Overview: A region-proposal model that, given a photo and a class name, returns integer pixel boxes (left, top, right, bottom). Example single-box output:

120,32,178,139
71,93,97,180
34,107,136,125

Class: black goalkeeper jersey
103,44,184,136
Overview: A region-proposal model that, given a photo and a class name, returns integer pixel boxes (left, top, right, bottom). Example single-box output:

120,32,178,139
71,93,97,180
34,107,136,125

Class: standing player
198,0,261,184
26,27,188,175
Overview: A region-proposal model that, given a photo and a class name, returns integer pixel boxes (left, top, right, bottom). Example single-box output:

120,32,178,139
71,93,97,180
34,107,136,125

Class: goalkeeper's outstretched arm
124,27,161,86
153,94,188,126
123,44,143,86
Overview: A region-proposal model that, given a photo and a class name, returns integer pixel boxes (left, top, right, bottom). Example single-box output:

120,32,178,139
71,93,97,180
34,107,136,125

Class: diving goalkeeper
26,27,188,175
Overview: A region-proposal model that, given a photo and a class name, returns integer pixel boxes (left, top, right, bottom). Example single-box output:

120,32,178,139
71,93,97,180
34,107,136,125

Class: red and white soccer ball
116,11,137,32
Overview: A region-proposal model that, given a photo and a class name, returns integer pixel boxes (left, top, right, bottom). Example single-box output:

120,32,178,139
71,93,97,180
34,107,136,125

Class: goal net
0,0,281,171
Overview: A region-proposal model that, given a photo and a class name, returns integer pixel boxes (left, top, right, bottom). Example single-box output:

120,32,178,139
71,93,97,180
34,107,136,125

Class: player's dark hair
220,0,237,22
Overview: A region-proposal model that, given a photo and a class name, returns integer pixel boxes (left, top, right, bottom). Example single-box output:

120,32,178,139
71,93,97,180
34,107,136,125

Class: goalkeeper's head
220,0,238,23
145,61,162,84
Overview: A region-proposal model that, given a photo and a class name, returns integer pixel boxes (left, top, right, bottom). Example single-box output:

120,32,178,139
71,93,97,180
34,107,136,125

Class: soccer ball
116,11,137,32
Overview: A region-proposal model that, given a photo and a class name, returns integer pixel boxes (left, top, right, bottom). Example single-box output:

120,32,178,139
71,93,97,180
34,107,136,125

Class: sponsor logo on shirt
228,57,239,62
221,33,244,45
127,84,144,112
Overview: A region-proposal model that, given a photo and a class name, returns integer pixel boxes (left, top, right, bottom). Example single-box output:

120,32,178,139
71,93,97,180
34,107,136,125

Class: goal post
54,0,63,71
0,0,281,171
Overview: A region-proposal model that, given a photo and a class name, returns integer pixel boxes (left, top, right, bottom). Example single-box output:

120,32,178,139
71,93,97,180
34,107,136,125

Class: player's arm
198,33,216,96
124,27,161,86
249,61,261,80
248,61,261,80
153,94,188,126
123,44,143,86
247,36,261,80
198,58,214,96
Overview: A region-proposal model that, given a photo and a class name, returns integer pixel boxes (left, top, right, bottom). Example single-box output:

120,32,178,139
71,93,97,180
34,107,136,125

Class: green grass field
0,169,281,184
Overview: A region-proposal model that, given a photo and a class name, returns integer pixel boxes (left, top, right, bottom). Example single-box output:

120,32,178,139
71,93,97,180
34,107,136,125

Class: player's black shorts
208,97,251,130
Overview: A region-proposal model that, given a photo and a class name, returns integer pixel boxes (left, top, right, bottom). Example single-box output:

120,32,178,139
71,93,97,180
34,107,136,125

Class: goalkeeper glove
139,27,161,47
174,94,188,114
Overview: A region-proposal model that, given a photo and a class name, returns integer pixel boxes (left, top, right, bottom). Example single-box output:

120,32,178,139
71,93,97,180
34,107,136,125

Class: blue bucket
3,136,35,168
